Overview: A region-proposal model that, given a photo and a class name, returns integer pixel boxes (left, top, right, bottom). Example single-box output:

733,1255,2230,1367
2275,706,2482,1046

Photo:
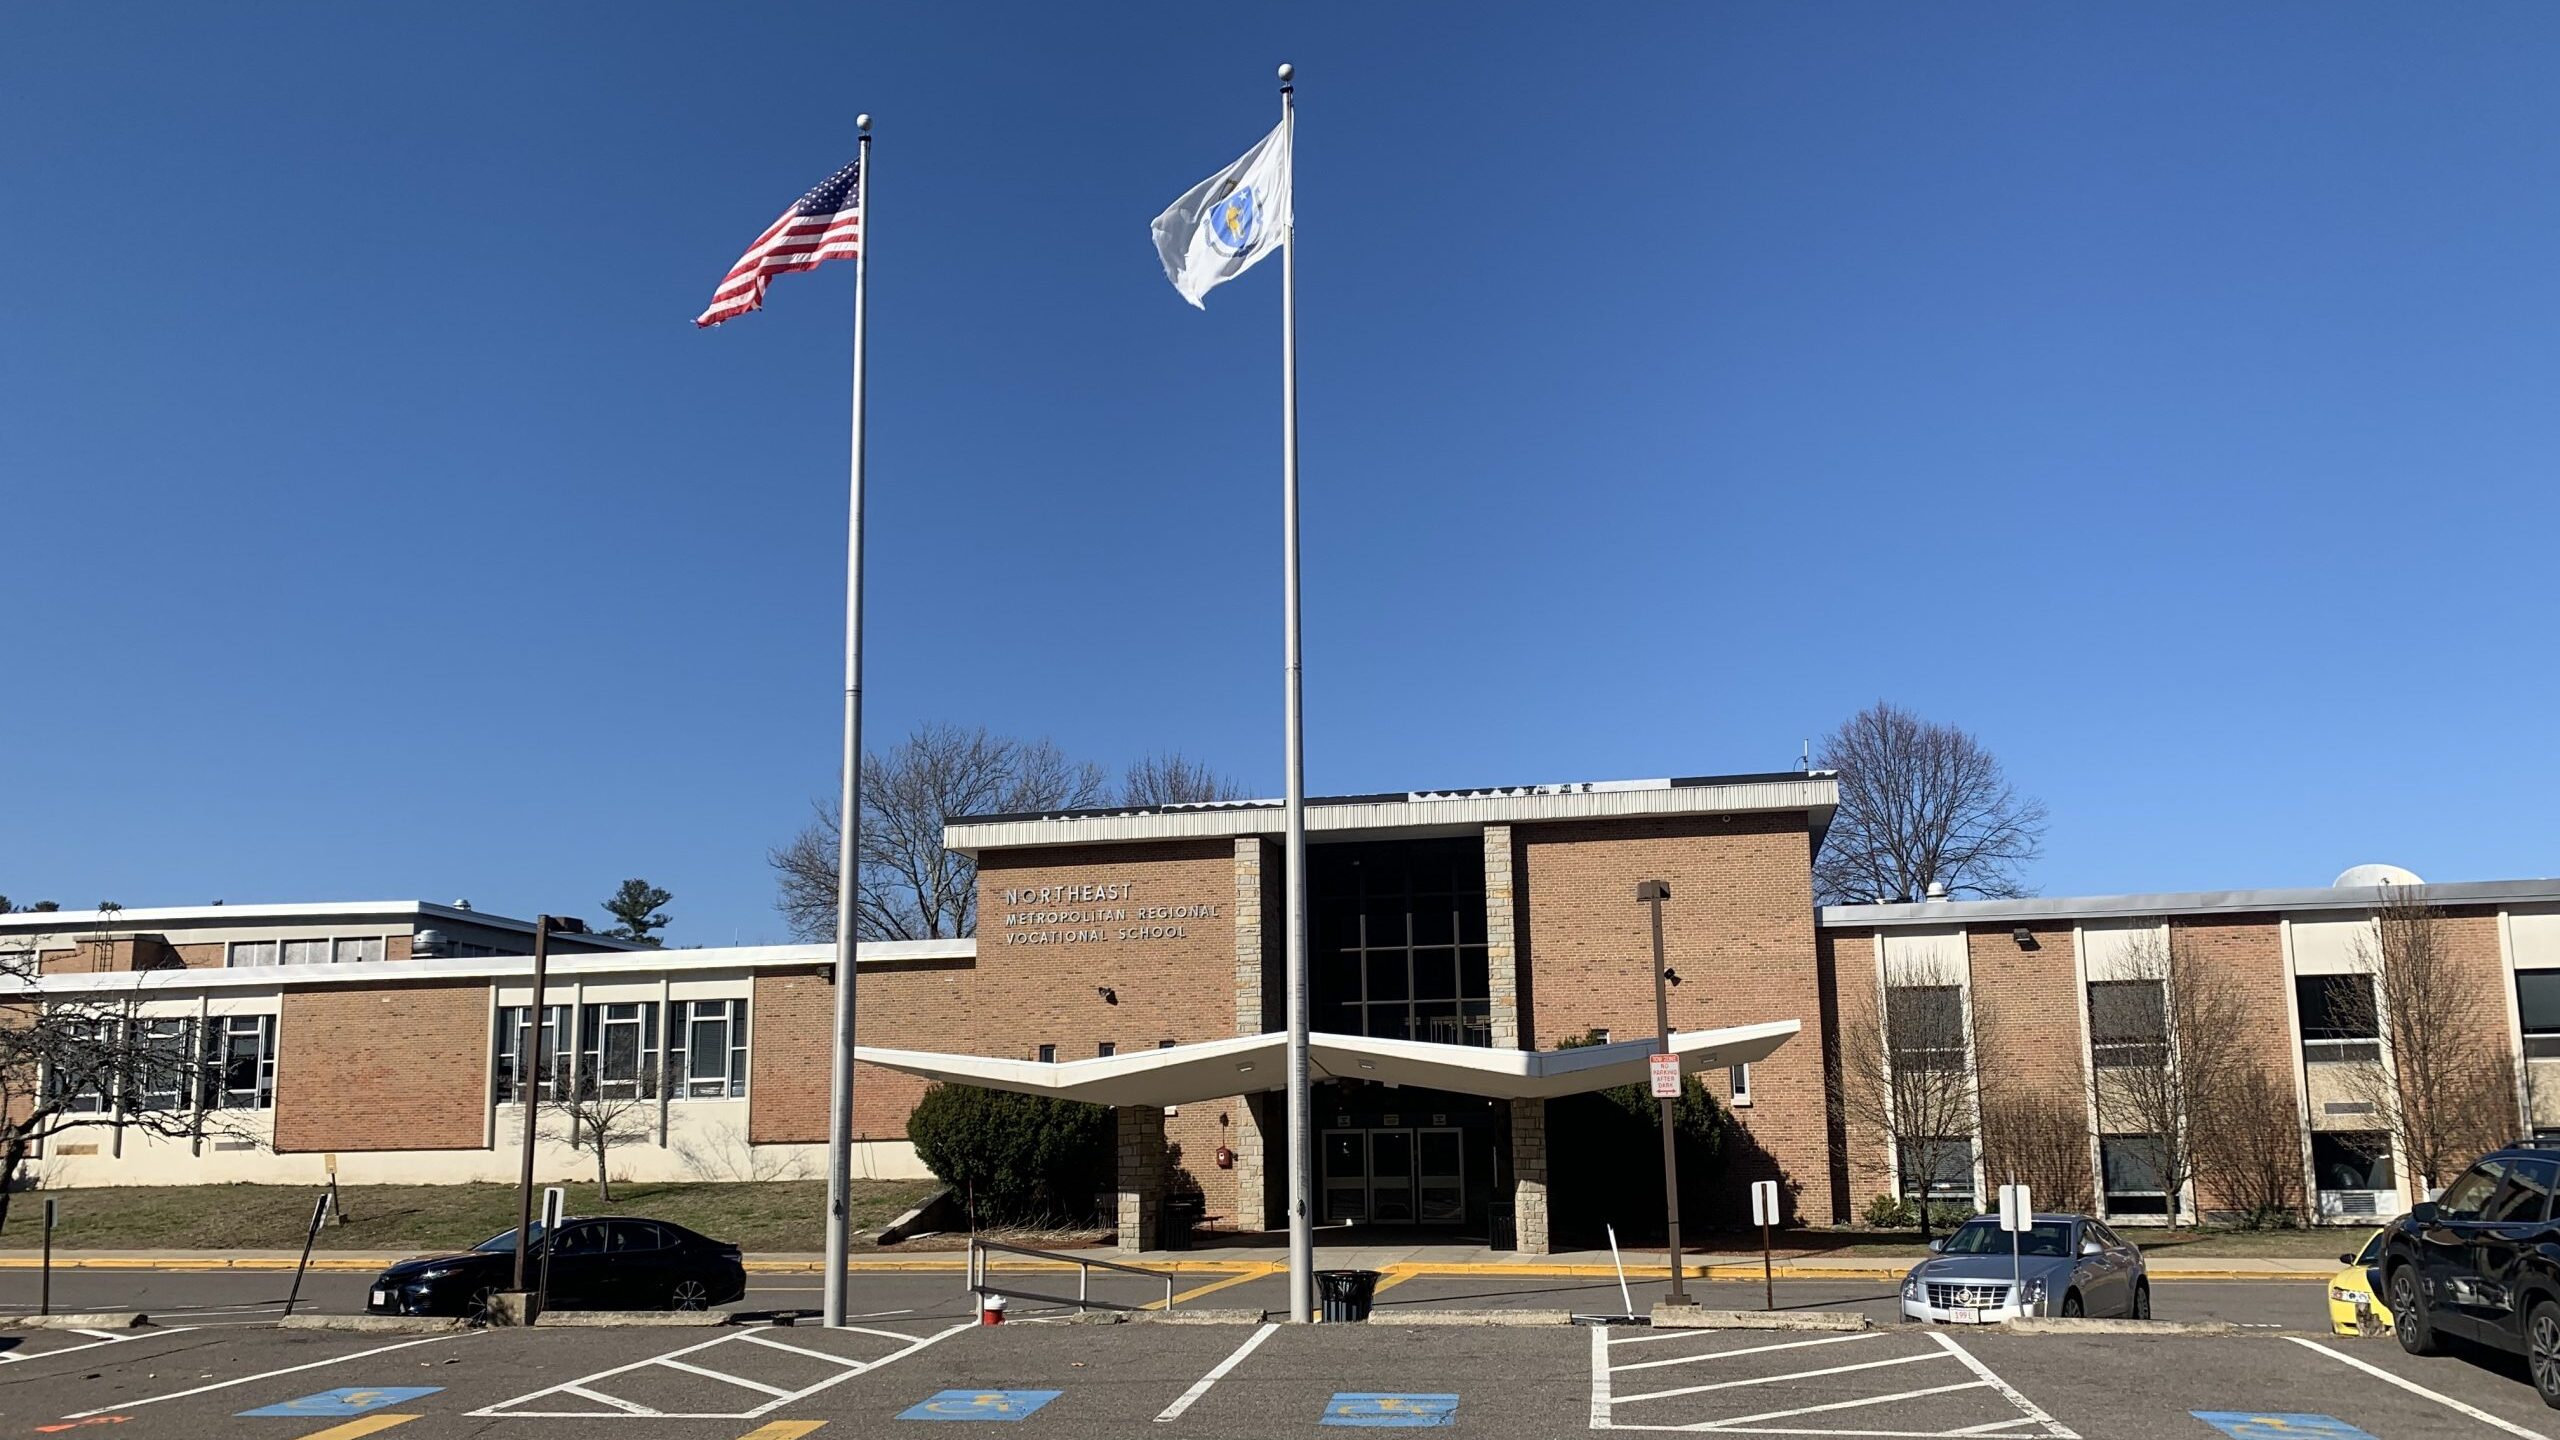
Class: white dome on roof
2333,863,2424,889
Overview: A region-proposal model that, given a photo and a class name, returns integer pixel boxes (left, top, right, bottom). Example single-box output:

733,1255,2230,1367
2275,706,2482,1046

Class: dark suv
2378,1143,2560,1406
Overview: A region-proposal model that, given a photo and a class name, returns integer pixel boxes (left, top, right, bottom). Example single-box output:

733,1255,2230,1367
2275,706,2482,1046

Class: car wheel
670,1278,713,1312
2389,1265,2438,1356
466,1285,505,1327
2529,1301,2560,1410
2132,1282,2151,1320
2061,1290,2084,1318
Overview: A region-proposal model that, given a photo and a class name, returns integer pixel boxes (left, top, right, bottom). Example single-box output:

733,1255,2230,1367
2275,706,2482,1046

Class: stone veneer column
1231,837,1274,1228
1117,1105,1167,1252
1484,824,1523,1048
1511,1098,1550,1255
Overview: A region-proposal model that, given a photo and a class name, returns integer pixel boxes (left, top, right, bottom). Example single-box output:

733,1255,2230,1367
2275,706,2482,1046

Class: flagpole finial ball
856,113,872,133
1276,63,1294,83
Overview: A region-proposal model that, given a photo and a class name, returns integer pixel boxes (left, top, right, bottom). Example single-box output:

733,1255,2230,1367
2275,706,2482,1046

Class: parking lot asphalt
0,1263,2344,1330
4,1308,2560,1440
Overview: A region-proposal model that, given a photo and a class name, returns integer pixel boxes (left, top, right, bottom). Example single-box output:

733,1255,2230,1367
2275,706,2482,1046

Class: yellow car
2328,1227,2393,1337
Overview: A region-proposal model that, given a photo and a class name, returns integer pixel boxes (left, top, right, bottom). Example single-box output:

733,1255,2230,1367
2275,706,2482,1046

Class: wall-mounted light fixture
2011,928,2038,950
1663,968,1683,987
1097,986,1119,1005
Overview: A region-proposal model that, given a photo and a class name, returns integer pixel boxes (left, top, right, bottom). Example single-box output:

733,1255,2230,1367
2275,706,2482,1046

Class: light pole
513,914,588,1300
1637,881,1688,1306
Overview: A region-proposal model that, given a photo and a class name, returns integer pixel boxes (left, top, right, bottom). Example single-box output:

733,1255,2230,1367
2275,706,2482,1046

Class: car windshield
2353,1230,2383,1267
474,1223,544,1253
1939,1220,2072,1258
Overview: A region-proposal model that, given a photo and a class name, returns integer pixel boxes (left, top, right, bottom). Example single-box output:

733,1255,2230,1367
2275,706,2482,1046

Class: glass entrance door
1417,1128,1464,1224
1368,1130,1416,1223
1322,1130,1367,1224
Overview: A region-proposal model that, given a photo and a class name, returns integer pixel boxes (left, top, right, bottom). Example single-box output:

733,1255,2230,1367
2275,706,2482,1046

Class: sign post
1997,1181,2031,1318
1749,1180,1780,1310
537,1186,565,1317
1636,881,1687,1306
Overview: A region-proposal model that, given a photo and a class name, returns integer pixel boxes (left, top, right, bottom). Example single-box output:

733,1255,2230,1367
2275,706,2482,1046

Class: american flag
695,155,862,328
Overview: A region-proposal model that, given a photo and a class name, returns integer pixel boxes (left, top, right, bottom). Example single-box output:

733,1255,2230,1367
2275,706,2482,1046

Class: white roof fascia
945,778,1839,856
1823,877,2560,930
16,938,974,998
855,1019,1799,1107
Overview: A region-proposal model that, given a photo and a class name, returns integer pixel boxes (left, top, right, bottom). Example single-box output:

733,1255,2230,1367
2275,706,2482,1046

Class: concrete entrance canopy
854,1018,1798,1107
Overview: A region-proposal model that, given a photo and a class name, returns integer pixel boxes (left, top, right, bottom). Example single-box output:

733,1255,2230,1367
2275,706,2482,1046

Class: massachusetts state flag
697,155,862,327
1151,122,1291,309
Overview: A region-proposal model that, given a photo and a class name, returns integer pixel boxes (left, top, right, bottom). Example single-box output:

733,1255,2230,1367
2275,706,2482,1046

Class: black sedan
366,1216,746,1321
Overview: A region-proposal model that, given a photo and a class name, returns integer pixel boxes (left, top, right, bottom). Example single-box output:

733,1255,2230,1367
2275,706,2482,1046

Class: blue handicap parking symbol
2192,1413,2379,1440
239,1386,443,1418
1323,1393,1460,1428
899,1389,1063,1422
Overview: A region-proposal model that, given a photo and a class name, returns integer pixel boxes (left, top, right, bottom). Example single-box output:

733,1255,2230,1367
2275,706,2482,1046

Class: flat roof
1822,876,2560,930
945,772,1840,855
0,900,650,948
20,938,973,996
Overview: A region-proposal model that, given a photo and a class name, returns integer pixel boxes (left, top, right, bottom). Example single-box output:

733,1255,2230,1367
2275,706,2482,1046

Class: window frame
212,1013,278,1110
2297,974,2382,1064
667,998,748,1101
576,1001,661,1101
1729,1063,1752,1108
2087,979,2170,1070
494,1004,571,1103
2098,1133,2172,1216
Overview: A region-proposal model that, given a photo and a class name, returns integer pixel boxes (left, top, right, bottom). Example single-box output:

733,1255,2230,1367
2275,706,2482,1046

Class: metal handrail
966,1235,1176,1313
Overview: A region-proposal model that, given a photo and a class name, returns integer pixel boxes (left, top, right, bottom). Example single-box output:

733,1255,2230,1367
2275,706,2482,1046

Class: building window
2520,972,2560,1059
1158,1039,1177,1049
1901,1136,1975,1203
2311,1131,2395,1194
494,1005,569,1103
1885,986,1968,1071
281,938,330,966
48,1019,118,1113
1729,1063,1752,1108
213,1014,277,1110
2088,980,2169,1069
129,1017,197,1113
2100,1134,2171,1216
2297,974,2381,1063
227,940,279,968
669,999,748,1099
578,1002,660,1100
332,937,386,964
1036,1043,1058,1063
1096,1042,1115,1058
1310,839,1494,1047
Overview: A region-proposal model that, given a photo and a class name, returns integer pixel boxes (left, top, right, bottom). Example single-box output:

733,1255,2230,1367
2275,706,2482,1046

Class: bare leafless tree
0,948,255,1231
1979,1088,2093,1214
545,1073,657,1203
772,723,1110,942
1121,752,1247,808
2329,889,2517,1194
1814,702,2048,906
2087,929,2255,1228
1834,955,1990,1237
2195,1064,2308,1226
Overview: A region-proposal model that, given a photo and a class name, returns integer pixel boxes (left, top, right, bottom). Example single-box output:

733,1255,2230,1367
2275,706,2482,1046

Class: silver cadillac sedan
1899,1213,2150,1323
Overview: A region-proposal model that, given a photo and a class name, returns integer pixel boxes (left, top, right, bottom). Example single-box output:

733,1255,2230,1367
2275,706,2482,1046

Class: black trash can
1161,1195,1204,1252
1316,1268,1382,1322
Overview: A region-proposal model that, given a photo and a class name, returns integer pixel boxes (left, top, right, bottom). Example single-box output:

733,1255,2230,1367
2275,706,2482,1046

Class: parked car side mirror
2408,1201,2438,1223
2080,1237,2101,1256
1926,1238,1944,1253
2337,1253,2355,1265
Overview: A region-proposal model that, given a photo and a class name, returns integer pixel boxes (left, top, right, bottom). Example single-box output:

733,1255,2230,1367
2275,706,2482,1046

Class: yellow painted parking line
734,1423,827,1440
292,1417,418,1440
1146,1264,1283,1309
1368,1271,1418,1297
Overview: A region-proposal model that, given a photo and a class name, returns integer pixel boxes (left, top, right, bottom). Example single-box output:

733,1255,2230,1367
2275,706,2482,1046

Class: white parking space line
0,1326,198,1364
2287,1335,2557,1440
1591,1324,2074,1437
735,1331,872,1367
1155,1320,1278,1423
469,1320,971,1420
62,1332,461,1418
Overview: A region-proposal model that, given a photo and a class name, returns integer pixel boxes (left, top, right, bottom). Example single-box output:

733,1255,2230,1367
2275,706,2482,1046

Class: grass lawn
1626,1225,2376,1260
0,1179,940,1255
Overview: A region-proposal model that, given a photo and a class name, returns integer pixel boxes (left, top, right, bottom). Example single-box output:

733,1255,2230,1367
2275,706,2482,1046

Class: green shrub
1545,1032,1732,1244
906,1083,1112,1227
1863,1193,1916,1229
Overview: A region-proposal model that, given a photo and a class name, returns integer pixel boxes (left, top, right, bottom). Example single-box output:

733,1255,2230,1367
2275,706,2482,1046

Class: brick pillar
1485,824,1523,1048
1117,1105,1167,1252
1511,1098,1550,1255
1232,837,1276,1228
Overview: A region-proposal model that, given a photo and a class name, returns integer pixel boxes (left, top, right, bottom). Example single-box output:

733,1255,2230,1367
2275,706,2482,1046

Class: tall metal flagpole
1277,61,1315,1326
822,113,873,1332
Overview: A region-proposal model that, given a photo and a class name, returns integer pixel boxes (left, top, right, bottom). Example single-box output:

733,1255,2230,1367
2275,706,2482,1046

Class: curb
2,1312,149,1331
1123,1308,1269,1325
528,1309,733,1328
1653,1305,1870,1332
1368,1309,1576,1327
2002,1316,2260,1337
279,1314,467,1335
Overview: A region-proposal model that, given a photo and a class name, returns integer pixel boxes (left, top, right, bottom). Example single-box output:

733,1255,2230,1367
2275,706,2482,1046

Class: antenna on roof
1800,739,1811,774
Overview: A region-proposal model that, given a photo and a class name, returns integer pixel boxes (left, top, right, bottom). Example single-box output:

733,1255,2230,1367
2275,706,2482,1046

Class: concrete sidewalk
0,1244,2338,1280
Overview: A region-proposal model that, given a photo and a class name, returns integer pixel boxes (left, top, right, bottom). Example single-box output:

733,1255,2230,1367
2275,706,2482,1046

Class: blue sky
6,4,2556,944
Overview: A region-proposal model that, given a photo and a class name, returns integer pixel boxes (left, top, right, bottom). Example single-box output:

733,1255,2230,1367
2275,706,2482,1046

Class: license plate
1950,1306,1979,1324
371,1289,390,1307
